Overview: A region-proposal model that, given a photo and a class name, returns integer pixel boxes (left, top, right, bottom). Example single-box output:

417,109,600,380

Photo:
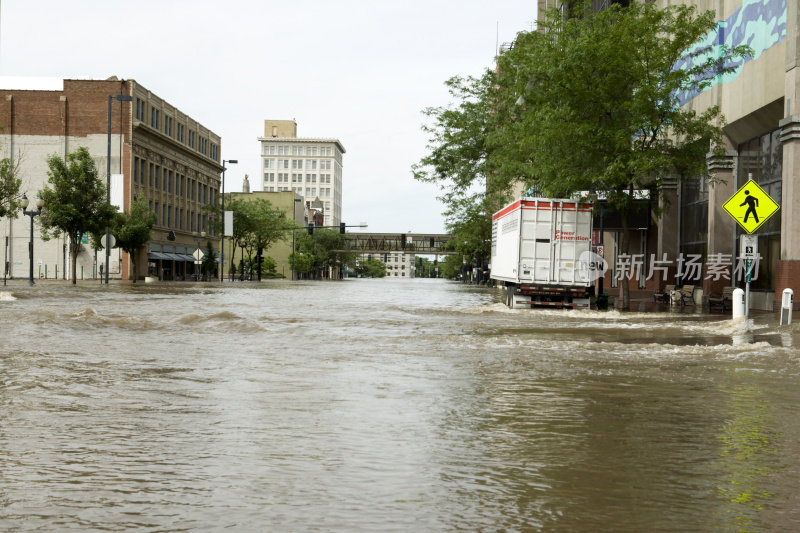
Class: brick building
0,77,223,281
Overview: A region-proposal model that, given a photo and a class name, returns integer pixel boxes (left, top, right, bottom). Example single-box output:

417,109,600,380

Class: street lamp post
106,93,133,285
221,159,237,282
21,194,44,285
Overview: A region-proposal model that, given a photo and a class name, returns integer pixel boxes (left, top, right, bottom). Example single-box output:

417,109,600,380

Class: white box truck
491,197,596,309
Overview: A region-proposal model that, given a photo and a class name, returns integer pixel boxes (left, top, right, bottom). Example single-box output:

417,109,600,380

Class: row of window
263,159,333,170
147,200,212,234
287,187,333,197
133,156,217,205
263,145,334,156
135,97,218,161
260,185,332,198
264,173,333,184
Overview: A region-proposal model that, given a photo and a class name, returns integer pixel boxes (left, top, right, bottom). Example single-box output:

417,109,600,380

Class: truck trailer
491,197,596,309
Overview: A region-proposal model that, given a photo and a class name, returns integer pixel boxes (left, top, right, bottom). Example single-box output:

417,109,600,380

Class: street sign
740,234,758,260
193,248,204,262
101,234,116,250
722,178,780,234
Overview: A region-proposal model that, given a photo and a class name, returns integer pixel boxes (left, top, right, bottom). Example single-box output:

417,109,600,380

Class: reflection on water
716,385,778,531
1,279,800,531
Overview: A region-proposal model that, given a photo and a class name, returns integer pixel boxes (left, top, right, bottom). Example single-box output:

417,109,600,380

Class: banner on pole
224,211,233,237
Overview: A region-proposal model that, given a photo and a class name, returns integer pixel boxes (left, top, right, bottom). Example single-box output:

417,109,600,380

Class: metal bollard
732,288,745,319
780,288,793,326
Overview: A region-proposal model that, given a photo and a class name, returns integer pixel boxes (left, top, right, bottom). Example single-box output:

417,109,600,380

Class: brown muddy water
1,278,799,531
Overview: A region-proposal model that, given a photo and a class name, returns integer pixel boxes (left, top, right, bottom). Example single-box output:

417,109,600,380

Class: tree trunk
70,237,79,285
131,249,137,283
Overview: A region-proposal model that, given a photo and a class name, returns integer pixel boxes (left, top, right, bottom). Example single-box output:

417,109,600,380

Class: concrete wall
0,132,124,280
224,191,304,278
263,120,297,138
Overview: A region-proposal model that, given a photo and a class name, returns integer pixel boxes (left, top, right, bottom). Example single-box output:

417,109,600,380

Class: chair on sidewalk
653,284,675,303
708,286,735,311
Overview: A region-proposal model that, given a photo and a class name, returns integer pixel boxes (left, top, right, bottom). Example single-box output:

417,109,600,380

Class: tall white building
258,119,345,227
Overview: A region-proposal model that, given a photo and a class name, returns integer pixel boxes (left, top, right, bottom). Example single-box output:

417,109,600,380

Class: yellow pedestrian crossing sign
722,179,780,234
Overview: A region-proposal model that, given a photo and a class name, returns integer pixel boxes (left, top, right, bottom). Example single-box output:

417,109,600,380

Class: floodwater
1,278,799,532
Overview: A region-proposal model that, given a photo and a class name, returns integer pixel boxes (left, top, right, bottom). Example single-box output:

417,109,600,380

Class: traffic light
401,233,407,249
340,222,346,234
307,223,314,235
429,237,435,248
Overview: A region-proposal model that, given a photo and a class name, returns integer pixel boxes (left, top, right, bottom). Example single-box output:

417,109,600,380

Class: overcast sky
0,0,535,234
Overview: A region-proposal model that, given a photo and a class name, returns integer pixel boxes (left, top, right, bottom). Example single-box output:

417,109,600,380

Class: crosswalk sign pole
745,258,751,320
740,235,757,321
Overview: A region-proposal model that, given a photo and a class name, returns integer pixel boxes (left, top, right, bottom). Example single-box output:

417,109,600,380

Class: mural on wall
675,0,787,106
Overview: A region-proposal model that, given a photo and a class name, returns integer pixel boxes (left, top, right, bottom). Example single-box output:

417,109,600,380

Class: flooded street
2,278,800,531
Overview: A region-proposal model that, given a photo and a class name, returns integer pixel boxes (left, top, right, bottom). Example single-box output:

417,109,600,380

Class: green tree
218,195,250,278
313,229,357,279
290,230,356,279
261,256,278,277
201,240,218,280
242,198,288,281
413,73,501,269
443,194,496,270
112,197,156,282
39,147,116,284
290,249,313,277
416,2,750,308
0,156,22,219
356,258,386,278
439,255,462,280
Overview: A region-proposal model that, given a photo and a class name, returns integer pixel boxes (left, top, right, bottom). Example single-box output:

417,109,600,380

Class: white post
780,288,793,326
732,288,745,319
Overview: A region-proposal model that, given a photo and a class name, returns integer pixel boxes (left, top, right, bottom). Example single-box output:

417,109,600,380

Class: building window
264,159,275,169
135,98,145,121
